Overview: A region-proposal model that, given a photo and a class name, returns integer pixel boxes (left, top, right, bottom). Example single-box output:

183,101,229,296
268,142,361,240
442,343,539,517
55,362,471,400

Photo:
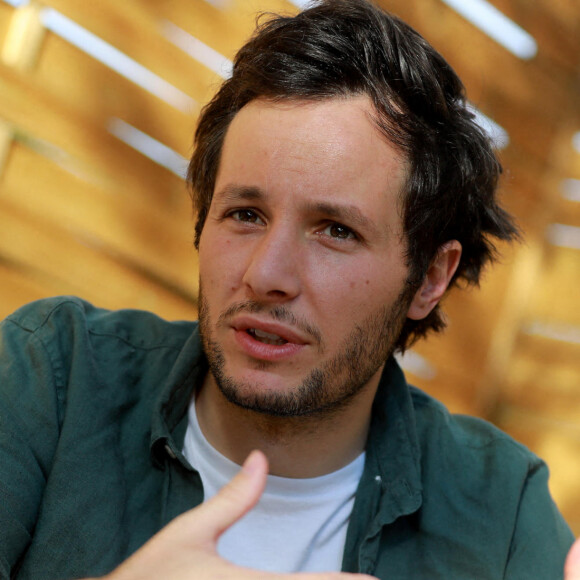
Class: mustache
218,300,323,345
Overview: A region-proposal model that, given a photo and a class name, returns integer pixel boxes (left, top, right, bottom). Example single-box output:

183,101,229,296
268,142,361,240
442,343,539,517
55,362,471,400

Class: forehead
215,96,407,230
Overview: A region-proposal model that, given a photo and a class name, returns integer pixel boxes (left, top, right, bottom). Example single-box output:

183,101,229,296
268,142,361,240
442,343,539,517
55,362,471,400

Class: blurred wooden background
0,0,578,534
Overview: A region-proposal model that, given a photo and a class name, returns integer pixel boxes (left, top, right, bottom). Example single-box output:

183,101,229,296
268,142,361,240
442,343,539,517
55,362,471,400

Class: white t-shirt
182,399,365,573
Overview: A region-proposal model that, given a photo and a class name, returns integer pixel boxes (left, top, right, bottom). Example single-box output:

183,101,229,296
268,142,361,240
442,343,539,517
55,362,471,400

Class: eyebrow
215,184,263,203
305,201,381,237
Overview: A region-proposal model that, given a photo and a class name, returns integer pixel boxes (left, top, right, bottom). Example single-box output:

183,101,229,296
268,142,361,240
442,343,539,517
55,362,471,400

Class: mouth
232,316,307,345
246,328,289,346
229,315,309,361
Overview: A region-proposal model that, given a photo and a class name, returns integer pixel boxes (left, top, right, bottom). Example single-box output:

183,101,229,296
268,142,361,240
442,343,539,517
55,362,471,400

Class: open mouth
247,328,289,346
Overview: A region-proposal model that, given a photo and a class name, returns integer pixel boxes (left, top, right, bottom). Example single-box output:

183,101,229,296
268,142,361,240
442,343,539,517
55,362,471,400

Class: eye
229,209,264,224
321,222,357,240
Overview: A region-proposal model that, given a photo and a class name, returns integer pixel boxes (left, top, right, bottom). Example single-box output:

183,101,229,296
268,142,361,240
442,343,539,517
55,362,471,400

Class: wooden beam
0,119,13,176
0,60,187,205
1,2,45,71
0,196,198,320
2,141,198,297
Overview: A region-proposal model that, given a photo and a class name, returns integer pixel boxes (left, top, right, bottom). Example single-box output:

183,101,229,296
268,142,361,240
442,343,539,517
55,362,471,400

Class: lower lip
234,329,305,361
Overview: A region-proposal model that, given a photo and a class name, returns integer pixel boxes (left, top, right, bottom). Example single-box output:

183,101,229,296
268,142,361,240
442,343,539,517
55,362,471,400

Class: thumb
565,539,580,580
188,449,269,545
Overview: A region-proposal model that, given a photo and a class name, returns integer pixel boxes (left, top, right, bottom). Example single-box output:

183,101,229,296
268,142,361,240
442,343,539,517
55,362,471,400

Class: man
0,0,576,579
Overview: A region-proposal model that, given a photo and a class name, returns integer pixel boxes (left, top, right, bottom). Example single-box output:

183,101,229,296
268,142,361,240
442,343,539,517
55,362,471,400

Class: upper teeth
252,328,282,340
250,328,287,344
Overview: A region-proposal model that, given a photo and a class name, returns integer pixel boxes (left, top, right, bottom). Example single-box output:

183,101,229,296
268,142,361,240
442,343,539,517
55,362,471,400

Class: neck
194,369,382,478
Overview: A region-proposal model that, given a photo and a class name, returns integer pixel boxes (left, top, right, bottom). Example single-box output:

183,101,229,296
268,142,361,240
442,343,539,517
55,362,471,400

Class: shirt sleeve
503,459,575,580
0,312,61,577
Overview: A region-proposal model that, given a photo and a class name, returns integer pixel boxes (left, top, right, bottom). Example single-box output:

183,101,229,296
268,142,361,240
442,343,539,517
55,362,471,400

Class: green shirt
0,297,574,579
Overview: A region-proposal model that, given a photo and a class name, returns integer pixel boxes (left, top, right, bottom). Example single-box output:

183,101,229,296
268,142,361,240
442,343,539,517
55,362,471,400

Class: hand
565,538,580,580
102,450,377,580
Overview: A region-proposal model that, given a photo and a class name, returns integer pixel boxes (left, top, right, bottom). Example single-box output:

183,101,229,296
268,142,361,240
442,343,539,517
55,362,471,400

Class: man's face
198,96,414,417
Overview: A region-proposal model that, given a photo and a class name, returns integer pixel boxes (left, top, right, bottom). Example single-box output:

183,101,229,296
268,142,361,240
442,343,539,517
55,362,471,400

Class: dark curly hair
187,0,519,351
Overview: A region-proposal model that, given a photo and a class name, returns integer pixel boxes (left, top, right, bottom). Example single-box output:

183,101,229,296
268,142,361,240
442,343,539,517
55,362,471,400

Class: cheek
313,261,405,323
199,234,248,295
349,279,371,290
307,265,373,324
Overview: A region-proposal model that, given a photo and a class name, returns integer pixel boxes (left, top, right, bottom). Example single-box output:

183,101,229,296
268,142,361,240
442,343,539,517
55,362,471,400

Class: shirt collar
363,356,423,522
150,322,206,469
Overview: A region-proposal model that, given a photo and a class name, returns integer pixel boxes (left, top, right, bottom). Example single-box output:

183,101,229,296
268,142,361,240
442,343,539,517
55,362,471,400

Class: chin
213,360,358,418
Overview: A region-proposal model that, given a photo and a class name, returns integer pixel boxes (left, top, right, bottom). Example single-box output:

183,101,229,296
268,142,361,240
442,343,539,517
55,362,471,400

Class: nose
242,225,301,302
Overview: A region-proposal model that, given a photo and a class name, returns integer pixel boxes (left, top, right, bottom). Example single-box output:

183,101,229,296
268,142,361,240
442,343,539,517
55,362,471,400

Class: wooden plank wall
0,0,579,534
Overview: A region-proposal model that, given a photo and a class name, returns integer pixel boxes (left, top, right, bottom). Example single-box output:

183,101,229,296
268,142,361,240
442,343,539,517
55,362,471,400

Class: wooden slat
554,199,580,227
0,118,11,172
1,2,45,71
405,359,485,416
40,0,221,111
549,124,580,186
0,197,197,320
0,60,187,205
504,339,580,407
0,3,13,45
1,141,198,297
525,248,580,324
138,0,300,64
135,0,244,63
36,32,195,158
482,90,570,177
0,259,65,314
491,0,580,74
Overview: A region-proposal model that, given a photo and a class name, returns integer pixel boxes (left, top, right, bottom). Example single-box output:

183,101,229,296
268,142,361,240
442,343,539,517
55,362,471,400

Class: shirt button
165,444,177,459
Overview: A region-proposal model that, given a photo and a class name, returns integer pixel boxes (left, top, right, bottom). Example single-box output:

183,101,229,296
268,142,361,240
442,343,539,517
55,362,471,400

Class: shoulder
1,297,201,440
2,297,199,402
409,385,542,487
407,386,574,577
3,296,196,351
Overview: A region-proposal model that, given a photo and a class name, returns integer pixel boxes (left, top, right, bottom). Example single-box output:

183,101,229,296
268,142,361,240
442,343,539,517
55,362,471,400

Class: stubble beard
198,285,412,419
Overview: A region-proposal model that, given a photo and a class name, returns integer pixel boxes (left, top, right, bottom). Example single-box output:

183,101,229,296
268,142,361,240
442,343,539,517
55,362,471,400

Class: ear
407,240,462,321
